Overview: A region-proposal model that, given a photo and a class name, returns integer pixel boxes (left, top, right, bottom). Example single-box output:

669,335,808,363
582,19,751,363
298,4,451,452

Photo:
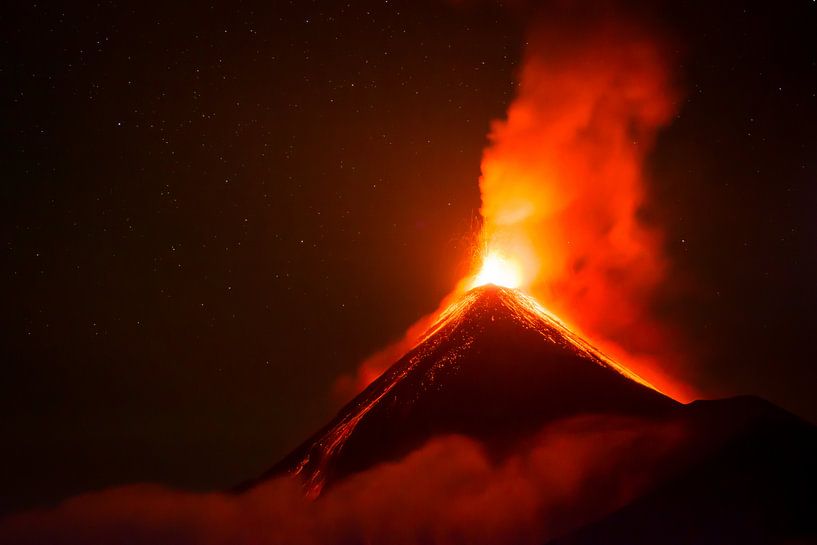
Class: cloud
0,415,685,545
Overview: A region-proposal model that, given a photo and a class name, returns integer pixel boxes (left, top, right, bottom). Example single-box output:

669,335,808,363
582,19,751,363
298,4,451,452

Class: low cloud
0,415,686,545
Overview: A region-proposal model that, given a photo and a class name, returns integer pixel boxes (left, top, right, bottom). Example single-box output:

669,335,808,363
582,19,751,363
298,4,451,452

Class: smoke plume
477,11,686,397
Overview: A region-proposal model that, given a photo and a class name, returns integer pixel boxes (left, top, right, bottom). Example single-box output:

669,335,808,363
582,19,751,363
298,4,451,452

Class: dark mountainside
246,285,817,543
548,396,817,545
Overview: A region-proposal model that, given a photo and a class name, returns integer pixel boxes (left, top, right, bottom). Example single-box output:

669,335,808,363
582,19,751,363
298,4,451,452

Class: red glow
470,251,524,289
467,18,690,400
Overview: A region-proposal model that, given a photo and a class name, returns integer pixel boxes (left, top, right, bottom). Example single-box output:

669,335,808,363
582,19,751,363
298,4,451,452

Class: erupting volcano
71,5,817,540
2,2,816,545
238,13,817,542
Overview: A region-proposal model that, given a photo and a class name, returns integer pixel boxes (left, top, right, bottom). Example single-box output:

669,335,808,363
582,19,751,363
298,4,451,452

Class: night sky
2,1,815,515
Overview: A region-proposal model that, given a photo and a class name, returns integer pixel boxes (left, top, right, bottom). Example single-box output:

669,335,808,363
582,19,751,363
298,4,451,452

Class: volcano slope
246,285,679,496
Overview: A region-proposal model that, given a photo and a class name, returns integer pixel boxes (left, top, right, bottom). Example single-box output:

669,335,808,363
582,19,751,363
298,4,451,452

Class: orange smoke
468,15,689,400
338,13,693,402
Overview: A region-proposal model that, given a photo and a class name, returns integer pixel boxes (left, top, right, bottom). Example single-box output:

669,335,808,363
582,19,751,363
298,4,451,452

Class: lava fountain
470,251,524,290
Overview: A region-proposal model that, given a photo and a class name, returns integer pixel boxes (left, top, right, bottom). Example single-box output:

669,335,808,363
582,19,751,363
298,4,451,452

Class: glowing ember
471,251,523,289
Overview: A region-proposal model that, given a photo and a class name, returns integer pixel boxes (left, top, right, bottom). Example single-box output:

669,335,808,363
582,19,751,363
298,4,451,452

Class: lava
470,250,524,289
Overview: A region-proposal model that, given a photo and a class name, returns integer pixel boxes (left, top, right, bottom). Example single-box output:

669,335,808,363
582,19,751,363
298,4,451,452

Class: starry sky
2,1,816,514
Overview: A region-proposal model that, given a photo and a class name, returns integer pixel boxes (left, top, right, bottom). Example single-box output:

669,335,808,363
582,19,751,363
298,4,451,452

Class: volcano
244,285,817,544
247,285,678,496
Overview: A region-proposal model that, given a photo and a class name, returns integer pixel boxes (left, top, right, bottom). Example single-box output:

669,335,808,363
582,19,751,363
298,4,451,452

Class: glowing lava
470,251,523,289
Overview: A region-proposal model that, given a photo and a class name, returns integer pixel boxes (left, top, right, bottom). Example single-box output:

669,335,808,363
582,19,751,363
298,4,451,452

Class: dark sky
2,1,815,515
